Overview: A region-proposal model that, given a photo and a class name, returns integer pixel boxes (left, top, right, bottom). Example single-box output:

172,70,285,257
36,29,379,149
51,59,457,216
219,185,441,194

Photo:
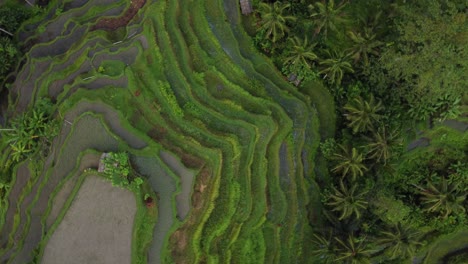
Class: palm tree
415,177,466,218
343,95,384,134
326,180,368,220
308,0,349,38
257,2,296,43
376,223,423,260
332,145,367,181
319,50,354,86
346,27,383,67
283,36,318,69
311,231,339,263
364,126,402,165
335,235,373,264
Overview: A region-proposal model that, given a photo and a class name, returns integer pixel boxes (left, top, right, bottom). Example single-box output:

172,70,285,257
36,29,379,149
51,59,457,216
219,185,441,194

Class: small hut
288,73,302,87
240,0,253,15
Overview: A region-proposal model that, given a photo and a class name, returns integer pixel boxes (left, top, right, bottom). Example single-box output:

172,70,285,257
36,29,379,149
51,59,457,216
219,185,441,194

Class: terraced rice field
42,175,136,264
0,0,334,263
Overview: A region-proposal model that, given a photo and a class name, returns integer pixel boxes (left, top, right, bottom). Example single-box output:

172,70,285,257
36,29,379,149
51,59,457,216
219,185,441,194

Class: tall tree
376,223,423,260
1,98,58,165
343,95,384,134
283,36,318,69
415,177,466,219
326,180,368,220
346,27,383,67
378,0,467,116
364,126,401,165
332,145,367,181
335,235,373,264
308,0,349,38
319,50,354,86
257,2,296,43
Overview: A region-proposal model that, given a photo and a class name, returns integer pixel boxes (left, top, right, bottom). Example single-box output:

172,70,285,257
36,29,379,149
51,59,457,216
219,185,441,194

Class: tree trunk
0,28,13,37
25,0,34,7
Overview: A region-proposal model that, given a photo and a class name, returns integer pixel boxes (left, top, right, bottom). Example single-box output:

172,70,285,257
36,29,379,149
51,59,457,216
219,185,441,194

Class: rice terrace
0,0,466,263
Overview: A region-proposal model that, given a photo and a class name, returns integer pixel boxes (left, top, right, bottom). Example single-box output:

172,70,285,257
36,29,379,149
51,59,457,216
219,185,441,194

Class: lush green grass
130,180,158,264
300,80,336,139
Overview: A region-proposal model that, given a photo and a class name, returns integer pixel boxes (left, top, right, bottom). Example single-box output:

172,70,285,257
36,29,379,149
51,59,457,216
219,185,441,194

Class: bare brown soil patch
147,125,168,141
169,167,213,263
91,0,146,31
180,152,204,169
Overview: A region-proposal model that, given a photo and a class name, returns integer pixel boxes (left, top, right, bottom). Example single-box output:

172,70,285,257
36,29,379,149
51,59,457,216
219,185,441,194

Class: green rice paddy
0,0,340,263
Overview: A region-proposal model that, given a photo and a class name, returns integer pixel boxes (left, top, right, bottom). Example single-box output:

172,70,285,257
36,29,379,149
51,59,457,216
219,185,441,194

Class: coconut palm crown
332,144,368,181
326,180,368,220
257,2,296,43
343,95,384,134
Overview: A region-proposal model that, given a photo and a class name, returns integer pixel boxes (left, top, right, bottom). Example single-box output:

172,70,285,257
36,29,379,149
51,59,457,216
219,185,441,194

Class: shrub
102,152,131,187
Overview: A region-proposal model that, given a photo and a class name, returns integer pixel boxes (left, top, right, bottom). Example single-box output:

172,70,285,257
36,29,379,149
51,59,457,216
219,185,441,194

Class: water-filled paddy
42,175,136,264
132,156,177,264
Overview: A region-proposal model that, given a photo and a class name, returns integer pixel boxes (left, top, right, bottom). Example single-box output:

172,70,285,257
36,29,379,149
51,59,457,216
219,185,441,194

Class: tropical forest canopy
251,0,467,263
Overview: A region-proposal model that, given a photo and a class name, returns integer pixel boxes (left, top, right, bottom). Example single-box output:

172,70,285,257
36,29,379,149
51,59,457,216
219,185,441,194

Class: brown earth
169,166,213,263
91,0,146,31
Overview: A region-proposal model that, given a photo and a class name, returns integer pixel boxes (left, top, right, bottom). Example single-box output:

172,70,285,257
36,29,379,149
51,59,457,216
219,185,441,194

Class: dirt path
41,175,136,264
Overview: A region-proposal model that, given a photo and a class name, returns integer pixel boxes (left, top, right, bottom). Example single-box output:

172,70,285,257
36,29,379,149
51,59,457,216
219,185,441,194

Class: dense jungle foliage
0,2,41,85
250,0,467,263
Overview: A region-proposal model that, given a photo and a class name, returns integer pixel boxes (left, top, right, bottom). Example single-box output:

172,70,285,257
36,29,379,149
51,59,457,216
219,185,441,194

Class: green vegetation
376,223,423,260
252,0,467,263
0,1,41,84
0,98,58,205
102,152,143,189
101,152,157,264
0,0,465,263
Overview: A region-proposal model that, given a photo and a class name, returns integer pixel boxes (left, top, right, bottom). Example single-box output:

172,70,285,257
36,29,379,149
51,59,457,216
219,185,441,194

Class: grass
300,80,336,140
130,179,158,264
